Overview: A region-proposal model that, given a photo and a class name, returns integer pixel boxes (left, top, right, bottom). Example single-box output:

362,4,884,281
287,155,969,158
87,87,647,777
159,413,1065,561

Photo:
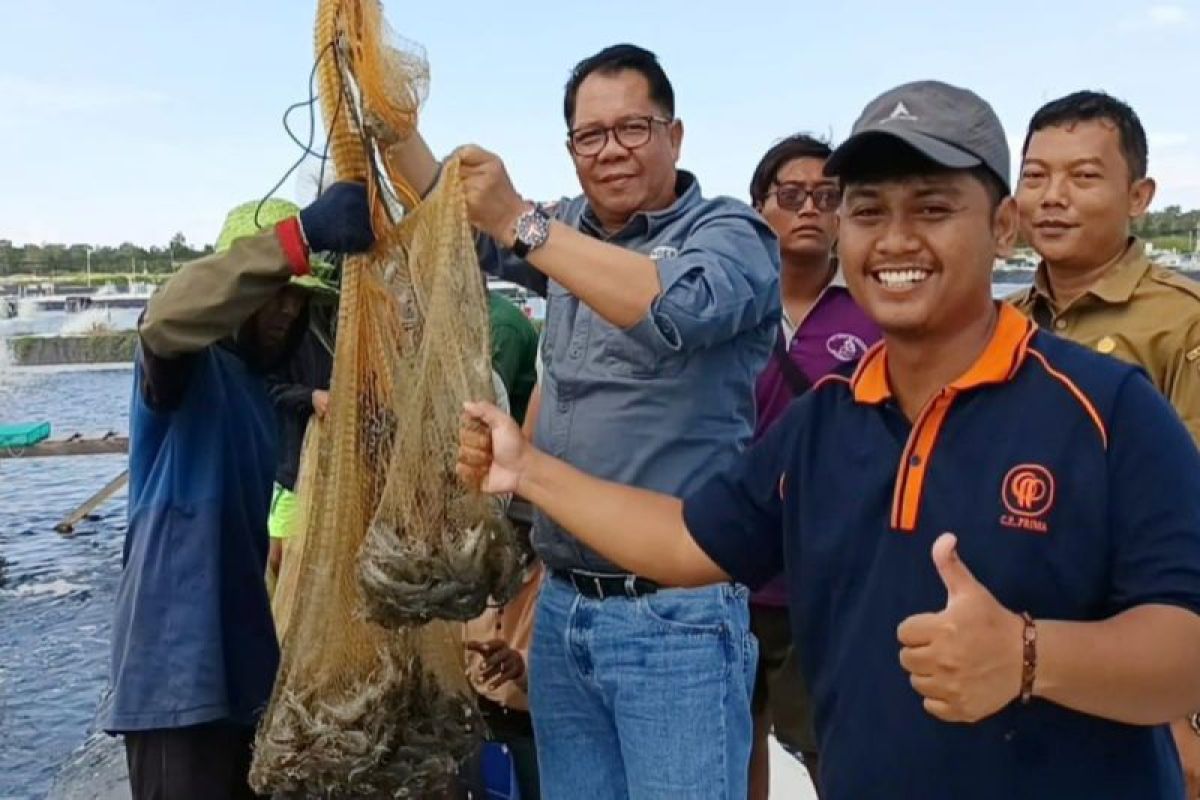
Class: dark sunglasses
766,183,842,212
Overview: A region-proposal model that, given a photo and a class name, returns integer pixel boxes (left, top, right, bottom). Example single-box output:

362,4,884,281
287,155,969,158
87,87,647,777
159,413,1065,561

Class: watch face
516,209,550,247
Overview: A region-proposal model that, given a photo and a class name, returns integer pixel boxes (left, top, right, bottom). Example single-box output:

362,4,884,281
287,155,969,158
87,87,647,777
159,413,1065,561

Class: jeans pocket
638,586,730,636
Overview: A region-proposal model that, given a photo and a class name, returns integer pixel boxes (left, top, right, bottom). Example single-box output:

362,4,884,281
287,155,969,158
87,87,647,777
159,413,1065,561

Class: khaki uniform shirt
1009,238,1200,444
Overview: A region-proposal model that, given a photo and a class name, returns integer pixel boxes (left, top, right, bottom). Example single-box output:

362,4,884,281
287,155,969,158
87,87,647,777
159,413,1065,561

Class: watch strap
512,234,532,259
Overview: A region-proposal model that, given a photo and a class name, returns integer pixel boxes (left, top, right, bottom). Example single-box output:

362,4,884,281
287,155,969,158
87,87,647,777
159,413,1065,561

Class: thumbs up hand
897,533,1025,723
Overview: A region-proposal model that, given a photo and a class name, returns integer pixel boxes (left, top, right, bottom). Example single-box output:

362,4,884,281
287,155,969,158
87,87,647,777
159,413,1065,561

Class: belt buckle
593,576,606,600
623,574,638,598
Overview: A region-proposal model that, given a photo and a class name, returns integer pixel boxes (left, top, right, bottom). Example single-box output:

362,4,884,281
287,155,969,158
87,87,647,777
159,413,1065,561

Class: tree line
1132,206,1200,251
2,205,1197,279
0,233,213,278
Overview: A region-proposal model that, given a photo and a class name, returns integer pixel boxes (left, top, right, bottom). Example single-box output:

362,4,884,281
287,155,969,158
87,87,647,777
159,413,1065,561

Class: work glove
298,182,374,254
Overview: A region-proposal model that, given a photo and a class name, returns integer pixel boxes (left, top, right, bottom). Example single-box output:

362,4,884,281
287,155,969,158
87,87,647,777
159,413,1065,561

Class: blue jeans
529,575,756,799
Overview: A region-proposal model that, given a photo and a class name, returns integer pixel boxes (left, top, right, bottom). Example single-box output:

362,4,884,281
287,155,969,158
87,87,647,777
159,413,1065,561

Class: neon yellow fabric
268,484,300,540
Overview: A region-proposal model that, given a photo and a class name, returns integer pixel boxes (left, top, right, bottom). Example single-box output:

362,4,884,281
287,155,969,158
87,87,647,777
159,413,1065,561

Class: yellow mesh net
250,1,522,794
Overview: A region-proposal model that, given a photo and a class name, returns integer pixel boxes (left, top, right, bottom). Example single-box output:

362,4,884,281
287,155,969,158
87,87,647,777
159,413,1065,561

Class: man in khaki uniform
1010,89,1200,797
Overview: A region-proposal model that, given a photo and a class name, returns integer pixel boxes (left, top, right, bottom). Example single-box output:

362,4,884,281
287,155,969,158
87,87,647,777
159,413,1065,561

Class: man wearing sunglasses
746,134,880,799
383,43,780,799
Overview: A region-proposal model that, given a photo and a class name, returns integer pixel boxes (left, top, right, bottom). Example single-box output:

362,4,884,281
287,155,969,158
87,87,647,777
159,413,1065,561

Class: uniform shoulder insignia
1147,265,1200,305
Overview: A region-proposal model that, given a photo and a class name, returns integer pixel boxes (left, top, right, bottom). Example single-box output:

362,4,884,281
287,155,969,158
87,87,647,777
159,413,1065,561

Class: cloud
1148,4,1190,24
1152,149,1200,210
1119,4,1192,30
1152,132,1191,149
1148,133,1198,207
0,75,166,115
1,219,59,248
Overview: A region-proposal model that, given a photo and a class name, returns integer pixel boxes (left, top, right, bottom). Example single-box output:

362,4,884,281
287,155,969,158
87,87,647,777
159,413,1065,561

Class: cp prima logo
1000,464,1055,533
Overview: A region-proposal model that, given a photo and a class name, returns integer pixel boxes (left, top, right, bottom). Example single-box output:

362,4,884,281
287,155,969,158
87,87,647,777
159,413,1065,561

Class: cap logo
881,101,918,124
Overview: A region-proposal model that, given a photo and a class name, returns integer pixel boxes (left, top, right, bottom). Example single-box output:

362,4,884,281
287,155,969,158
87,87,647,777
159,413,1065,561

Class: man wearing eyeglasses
383,42,780,799
745,134,880,799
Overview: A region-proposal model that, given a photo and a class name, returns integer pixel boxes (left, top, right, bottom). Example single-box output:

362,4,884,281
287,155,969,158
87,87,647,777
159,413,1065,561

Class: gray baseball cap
825,80,1010,191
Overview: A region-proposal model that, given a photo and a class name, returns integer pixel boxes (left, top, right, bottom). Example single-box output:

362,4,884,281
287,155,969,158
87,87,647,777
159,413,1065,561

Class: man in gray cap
456,80,1200,799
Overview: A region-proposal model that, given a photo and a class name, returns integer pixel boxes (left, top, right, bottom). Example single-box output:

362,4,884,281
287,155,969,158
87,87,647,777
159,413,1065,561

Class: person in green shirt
488,290,538,425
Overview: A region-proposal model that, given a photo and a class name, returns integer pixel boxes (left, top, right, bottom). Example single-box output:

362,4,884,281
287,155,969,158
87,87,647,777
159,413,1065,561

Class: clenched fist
455,145,528,245
456,401,528,495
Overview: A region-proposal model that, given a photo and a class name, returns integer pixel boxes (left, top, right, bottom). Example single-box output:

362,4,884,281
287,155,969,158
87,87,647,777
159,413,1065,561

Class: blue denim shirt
480,172,781,571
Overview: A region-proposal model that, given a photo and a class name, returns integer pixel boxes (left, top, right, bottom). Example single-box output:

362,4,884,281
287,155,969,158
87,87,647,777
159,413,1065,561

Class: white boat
1,281,154,316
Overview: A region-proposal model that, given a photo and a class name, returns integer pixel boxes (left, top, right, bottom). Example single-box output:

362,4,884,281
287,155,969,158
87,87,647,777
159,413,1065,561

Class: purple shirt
752,284,880,606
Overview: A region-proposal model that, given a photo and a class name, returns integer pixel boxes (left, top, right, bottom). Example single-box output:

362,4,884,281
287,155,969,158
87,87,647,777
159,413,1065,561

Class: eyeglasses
766,183,842,212
567,115,673,157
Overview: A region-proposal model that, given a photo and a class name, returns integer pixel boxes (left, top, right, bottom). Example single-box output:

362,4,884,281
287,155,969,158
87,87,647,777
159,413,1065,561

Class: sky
1,0,1196,247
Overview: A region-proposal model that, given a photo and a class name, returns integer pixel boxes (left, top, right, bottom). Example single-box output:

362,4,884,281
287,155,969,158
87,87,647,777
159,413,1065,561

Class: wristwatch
511,205,551,258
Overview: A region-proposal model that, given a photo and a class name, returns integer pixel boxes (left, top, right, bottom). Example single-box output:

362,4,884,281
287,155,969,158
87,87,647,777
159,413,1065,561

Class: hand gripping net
250,1,522,794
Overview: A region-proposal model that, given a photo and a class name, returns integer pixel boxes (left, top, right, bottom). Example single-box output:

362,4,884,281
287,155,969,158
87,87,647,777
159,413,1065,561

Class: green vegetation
1146,235,1194,252
0,232,213,279
1135,206,1200,252
9,332,138,366
4,272,172,287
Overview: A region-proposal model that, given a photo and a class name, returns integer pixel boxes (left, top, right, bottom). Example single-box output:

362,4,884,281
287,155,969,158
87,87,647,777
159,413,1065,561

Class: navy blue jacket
101,343,279,731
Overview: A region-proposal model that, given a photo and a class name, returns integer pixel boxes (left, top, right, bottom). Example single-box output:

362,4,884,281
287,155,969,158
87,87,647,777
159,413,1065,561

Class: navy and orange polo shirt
683,303,1200,800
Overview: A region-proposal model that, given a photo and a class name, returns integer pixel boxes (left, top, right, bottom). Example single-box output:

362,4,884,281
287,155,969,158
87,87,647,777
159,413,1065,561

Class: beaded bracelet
1019,612,1037,704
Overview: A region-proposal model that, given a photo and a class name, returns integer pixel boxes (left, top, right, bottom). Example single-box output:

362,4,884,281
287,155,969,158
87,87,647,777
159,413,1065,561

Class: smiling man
1010,89,1200,796
457,81,1200,800
461,44,779,800
386,43,781,799
1010,92,1200,442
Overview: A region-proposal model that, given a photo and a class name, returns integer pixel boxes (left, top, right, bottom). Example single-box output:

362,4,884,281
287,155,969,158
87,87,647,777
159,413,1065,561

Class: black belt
553,569,659,600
